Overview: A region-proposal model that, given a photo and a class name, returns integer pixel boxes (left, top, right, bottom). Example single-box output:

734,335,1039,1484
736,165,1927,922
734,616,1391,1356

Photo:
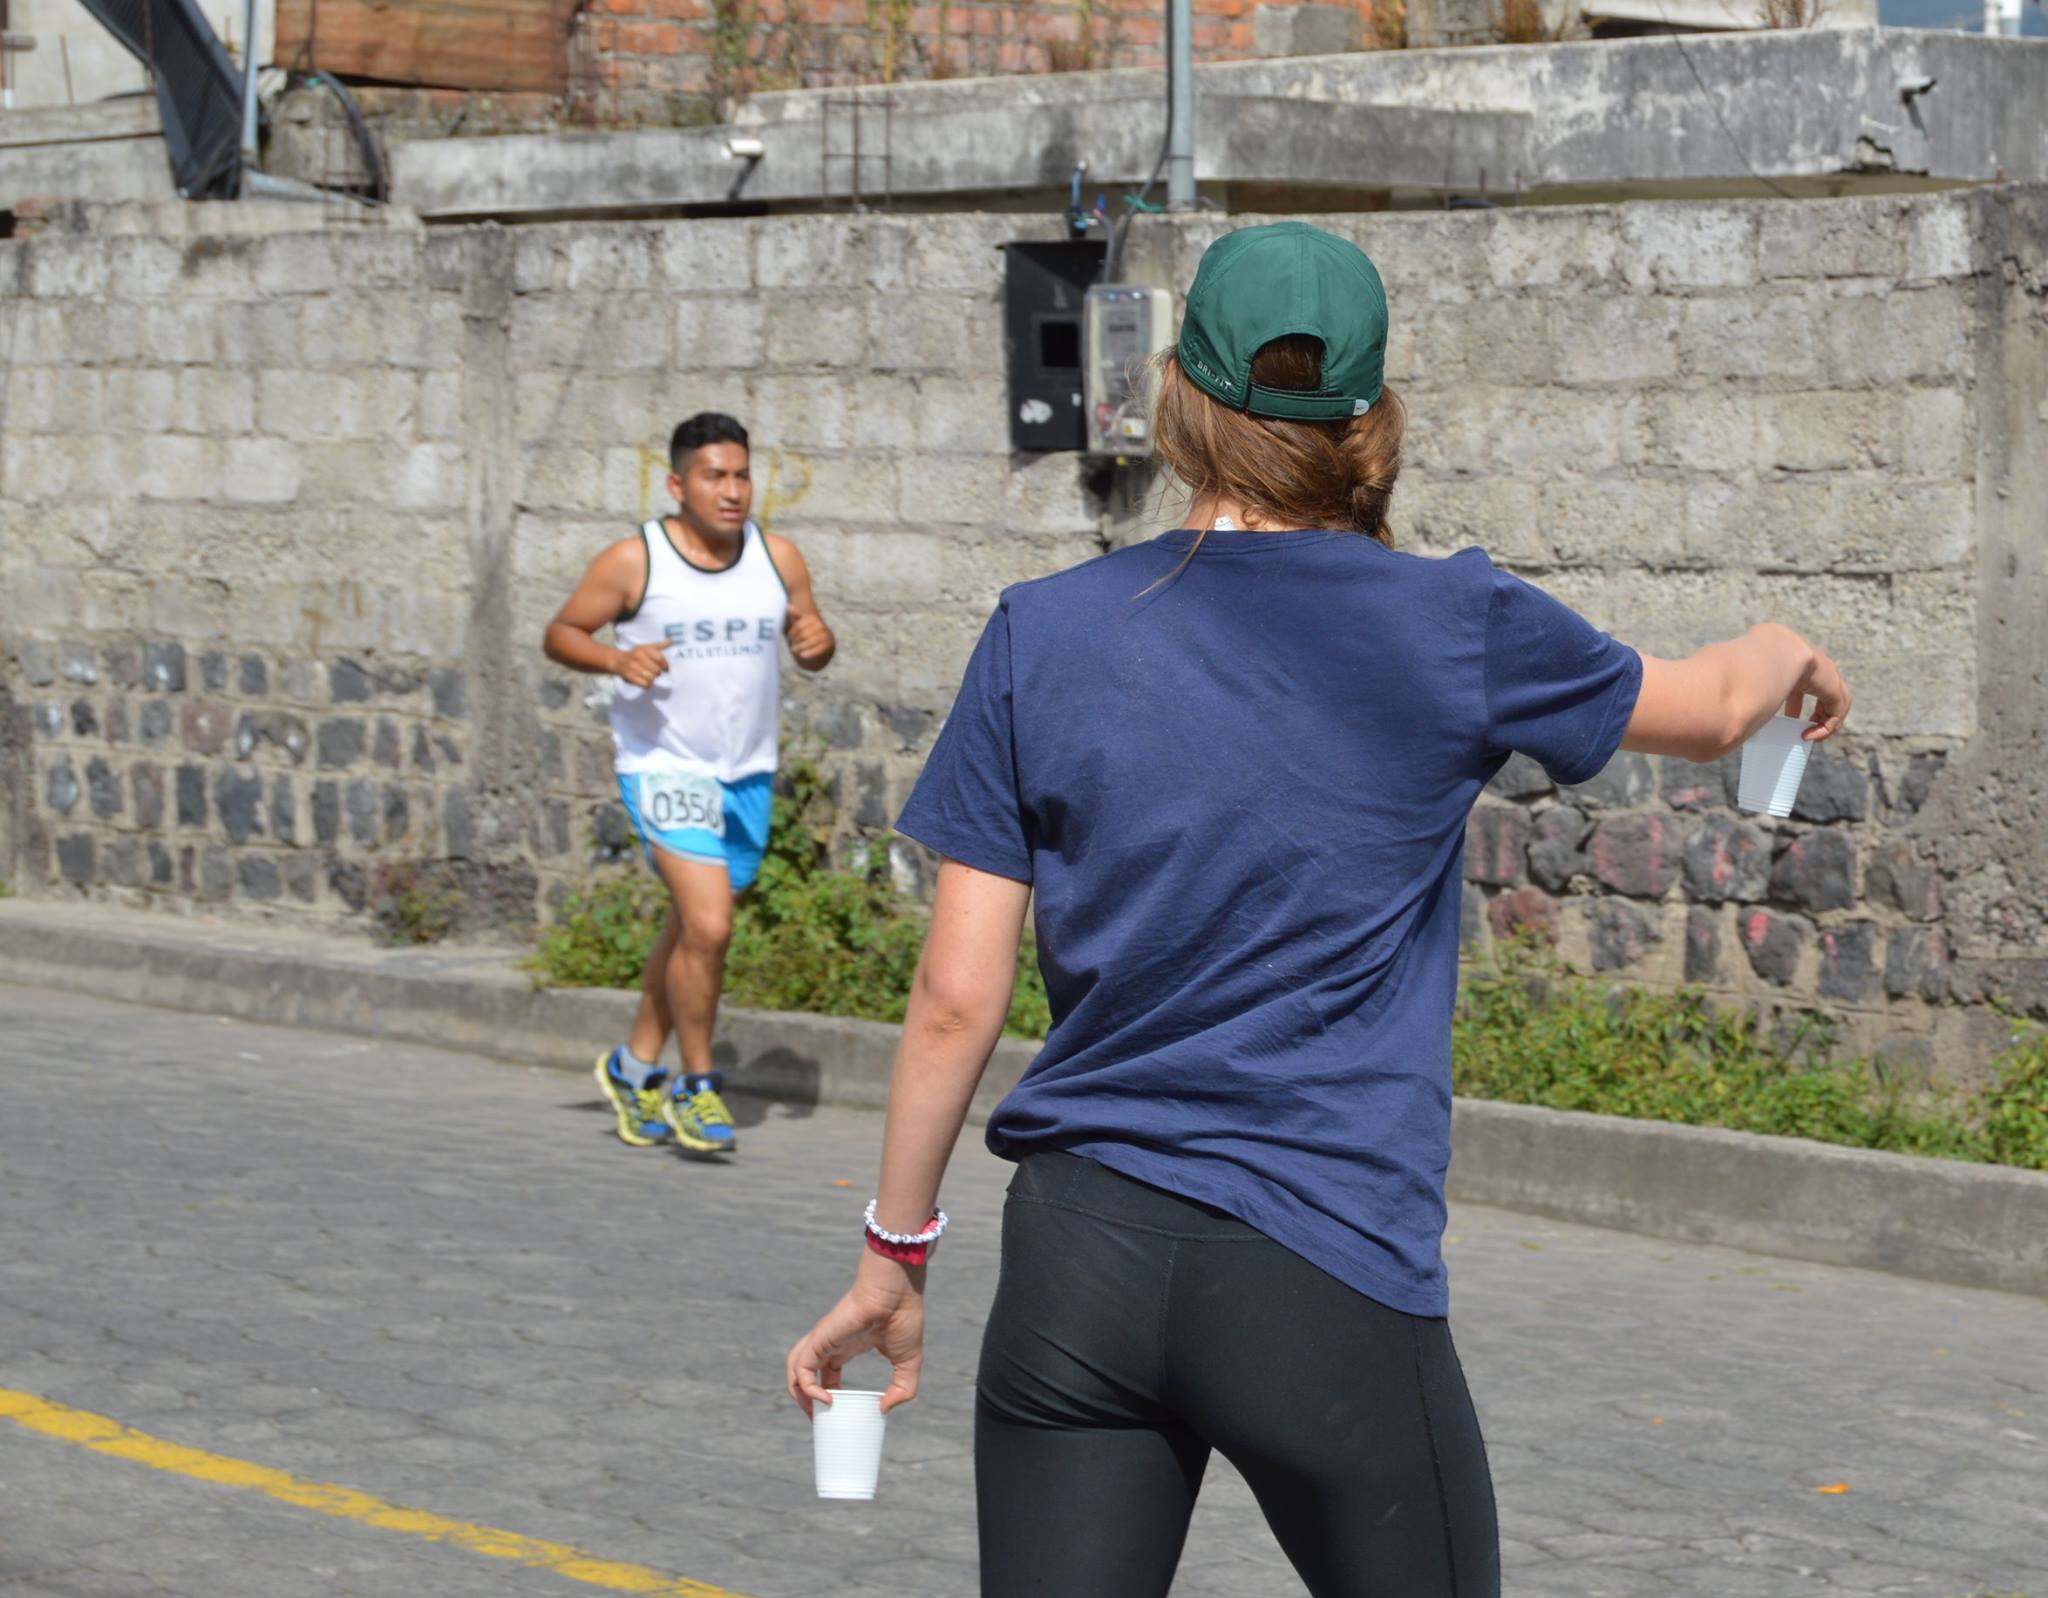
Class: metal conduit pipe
238,0,259,186
1166,0,1195,211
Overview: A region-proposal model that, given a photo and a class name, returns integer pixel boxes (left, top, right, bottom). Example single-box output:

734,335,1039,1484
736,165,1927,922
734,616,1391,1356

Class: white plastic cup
812,1389,888,1501
1737,714,1814,818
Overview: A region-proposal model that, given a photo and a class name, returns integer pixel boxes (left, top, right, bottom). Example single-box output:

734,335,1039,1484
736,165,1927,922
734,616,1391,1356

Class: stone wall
2,188,2044,1073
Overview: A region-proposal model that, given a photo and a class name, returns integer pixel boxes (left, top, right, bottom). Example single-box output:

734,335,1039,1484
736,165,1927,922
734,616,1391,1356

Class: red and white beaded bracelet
863,1199,948,1265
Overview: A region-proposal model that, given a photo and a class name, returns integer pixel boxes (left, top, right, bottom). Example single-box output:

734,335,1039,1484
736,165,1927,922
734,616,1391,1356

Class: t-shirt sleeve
894,598,1035,884
1483,563,1644,787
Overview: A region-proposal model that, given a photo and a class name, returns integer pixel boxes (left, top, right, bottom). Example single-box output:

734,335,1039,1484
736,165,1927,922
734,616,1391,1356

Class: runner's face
670,443,752,536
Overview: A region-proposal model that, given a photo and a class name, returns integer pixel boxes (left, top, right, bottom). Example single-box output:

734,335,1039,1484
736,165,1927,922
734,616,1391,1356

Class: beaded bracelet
864,1200,948,1246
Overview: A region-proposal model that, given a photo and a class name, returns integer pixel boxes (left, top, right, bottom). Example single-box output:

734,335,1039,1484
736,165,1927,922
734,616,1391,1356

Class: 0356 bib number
639,772,725,838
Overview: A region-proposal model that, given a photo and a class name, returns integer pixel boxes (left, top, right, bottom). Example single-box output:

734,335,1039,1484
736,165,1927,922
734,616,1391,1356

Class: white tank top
609,518,787,781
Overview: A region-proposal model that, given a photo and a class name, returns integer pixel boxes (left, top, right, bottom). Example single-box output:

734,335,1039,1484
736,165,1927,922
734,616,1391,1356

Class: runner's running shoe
595,1049,671,1147
663,1071,737,1153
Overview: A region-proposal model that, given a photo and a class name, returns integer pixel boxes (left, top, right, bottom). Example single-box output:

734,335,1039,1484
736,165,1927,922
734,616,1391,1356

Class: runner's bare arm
765,532,837,672
1621,624,1850,763
542,538,670,690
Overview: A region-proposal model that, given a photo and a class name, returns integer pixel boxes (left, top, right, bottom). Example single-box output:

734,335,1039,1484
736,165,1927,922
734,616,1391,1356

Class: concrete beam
392,30,2048,222
0,100,172,210
393,93,1531,220
0,97,162,149
1215,28,2048,191
1210,97,1529,194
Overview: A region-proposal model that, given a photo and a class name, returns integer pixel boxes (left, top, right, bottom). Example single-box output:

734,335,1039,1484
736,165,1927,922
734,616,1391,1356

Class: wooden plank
275,0,578,95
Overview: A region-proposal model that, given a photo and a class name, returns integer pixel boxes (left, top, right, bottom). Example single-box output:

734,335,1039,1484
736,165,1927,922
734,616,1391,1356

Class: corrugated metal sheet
276,0,579,95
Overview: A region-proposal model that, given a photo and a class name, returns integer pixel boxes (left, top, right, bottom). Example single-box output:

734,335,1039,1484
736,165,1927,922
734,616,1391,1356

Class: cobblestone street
0,980,2043,1598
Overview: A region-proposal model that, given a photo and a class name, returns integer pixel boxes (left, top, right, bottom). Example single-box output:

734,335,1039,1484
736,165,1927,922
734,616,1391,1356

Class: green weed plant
533,762,2046,1172
370,861,461,947
1455,939,2048,1172
1974,1016,2048,1171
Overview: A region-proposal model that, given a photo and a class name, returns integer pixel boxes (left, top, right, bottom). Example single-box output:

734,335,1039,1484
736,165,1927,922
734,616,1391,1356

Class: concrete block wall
2,188,2044,1073
0,212,485,926
503,211,1109,899
0,204,1106,937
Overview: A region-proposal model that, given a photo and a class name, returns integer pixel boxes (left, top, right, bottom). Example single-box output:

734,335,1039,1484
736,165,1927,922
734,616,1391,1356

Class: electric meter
1083,284,1175,458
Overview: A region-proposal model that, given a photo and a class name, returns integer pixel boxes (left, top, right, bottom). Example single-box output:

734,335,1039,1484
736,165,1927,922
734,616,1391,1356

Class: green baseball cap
1176,221,1388,422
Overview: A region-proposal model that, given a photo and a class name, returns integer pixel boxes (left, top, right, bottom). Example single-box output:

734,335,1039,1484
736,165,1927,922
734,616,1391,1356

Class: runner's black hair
670,413,750,468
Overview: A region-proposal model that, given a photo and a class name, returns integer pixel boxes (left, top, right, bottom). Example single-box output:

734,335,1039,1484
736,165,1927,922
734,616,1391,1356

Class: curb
2,900,2043,1300
0,901,1037,1125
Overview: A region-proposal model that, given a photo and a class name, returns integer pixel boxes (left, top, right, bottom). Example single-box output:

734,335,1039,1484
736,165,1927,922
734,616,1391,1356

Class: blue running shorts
616,770,774,892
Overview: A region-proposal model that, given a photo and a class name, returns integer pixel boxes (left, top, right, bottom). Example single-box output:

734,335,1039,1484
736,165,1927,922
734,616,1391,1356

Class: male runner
543,412,835,1153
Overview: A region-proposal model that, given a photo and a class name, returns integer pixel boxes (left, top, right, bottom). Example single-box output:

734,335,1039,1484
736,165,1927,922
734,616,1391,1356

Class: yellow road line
0,1386,754,1598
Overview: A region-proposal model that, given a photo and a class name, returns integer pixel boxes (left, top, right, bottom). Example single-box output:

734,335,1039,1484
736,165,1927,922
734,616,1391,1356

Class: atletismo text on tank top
609,518,788,782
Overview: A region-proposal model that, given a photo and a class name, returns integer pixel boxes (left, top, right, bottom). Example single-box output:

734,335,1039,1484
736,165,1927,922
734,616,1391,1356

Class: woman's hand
1782,635,1851,743
785,1253,926,1419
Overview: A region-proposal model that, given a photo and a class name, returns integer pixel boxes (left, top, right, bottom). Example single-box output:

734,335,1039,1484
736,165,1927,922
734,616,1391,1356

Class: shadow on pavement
554,1042,824,1133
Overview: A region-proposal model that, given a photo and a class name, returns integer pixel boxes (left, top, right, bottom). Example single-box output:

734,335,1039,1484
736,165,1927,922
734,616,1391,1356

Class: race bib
638,771,725,838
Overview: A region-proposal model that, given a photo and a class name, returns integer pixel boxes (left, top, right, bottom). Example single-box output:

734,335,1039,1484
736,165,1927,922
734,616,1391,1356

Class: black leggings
974,1152,1500,1598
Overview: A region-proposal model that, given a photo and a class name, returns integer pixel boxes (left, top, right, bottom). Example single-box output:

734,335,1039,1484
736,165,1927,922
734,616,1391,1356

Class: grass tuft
1455,939,2048,1172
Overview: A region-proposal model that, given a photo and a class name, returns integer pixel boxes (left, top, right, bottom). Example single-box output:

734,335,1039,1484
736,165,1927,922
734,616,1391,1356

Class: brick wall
3,190,2044,1071
571,0,1380,102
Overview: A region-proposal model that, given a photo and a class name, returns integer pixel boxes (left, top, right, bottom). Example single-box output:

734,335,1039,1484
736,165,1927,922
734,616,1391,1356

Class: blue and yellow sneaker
595,1049,671,1147
663,1071,737,1154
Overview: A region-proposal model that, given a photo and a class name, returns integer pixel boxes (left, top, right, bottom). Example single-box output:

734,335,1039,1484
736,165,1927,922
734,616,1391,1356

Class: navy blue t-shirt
895,530,1643,1316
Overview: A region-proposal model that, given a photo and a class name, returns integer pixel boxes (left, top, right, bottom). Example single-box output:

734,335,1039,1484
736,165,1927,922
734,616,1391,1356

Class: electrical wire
1105,151,1167,280
303,69,389,203
1655,7,1799,201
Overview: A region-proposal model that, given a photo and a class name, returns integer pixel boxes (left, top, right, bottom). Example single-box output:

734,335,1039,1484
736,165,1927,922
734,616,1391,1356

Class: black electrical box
1002,241,1105,453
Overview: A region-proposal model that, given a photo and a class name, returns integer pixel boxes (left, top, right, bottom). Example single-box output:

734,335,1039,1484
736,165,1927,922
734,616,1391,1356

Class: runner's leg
625,903,680,1066
648,845,734,1079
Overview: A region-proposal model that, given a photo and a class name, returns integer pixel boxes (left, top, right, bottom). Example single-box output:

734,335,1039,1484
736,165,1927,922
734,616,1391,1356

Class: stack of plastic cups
812,1390,888,1500
1736,715,1814,817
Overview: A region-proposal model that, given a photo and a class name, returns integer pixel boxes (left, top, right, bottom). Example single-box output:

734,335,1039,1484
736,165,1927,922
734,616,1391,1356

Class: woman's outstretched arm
1622,624,1851,764
785,859,1031,1417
